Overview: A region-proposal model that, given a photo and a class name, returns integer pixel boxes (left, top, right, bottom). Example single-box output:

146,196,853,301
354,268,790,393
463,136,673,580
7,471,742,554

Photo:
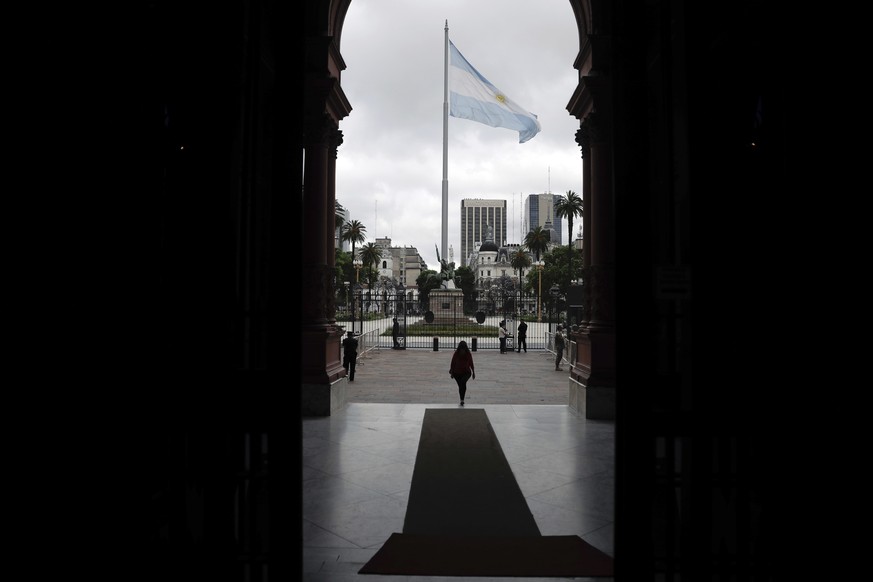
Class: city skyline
341,191,574,272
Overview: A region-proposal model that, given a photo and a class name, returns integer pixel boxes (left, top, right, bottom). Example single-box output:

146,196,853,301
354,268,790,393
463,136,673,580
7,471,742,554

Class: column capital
575,111,606,158
303,111,336,149
330,128,344,158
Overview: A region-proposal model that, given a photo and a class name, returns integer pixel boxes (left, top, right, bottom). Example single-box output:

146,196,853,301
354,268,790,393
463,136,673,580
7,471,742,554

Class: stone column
299,36,353,416
300,113,346,415
570,92,616,420
325,129,343,323
580,110,615,332
576,124,592,327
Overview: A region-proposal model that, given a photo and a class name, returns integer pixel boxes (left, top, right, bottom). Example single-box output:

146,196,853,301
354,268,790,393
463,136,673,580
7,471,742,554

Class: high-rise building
336,206,351,252
460,199,507,267
523,193,563,245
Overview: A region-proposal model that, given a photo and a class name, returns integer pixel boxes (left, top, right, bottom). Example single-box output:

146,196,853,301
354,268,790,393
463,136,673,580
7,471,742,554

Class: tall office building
523,193,563,245
460,199,507,267
336,206,351,252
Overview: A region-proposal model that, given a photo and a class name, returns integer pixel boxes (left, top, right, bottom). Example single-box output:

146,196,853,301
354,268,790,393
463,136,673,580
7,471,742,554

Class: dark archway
136,1,784,578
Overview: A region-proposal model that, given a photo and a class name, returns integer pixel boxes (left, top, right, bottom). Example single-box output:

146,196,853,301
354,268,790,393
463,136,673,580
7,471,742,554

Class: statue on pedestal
435,244,456,289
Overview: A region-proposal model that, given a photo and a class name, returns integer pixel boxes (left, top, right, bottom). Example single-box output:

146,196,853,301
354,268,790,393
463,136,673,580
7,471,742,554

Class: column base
302,376,347,417
569,379,615,420
569,327,616,420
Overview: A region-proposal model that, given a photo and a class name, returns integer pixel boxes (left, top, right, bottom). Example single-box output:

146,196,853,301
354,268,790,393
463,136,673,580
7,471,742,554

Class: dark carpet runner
359,408,614,577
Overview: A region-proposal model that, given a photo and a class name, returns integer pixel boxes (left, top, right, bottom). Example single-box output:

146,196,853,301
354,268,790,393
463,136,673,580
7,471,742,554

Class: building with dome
467,225,523,288
461,194,562,296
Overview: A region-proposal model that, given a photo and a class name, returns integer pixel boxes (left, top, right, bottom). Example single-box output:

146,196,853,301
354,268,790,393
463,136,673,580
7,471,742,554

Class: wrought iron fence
335,287,568,352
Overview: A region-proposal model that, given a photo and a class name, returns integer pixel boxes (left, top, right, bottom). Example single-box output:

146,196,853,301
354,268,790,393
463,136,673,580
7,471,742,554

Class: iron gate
335,287,565,351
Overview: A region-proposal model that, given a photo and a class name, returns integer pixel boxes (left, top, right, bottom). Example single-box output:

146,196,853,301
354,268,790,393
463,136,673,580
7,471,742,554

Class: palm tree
554,190,584,288
341,219,366,261
359,242,383,283
523,226,550,262
510,247,531,292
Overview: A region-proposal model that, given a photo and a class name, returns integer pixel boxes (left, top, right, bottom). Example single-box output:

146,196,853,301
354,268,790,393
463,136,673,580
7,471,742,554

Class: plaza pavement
345,346,570,405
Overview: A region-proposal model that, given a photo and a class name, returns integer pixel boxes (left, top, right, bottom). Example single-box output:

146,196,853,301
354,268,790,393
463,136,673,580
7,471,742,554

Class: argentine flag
449,40,542,143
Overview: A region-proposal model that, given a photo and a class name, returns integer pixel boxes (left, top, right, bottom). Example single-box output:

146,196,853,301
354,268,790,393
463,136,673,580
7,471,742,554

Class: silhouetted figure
516,320,528,353
343,331,359,381
498,320,508,353
392,317,400,349
449,340,476,406
554,325,565,371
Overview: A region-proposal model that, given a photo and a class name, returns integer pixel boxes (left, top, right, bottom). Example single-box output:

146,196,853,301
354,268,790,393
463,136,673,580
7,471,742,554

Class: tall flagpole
441,20,449,262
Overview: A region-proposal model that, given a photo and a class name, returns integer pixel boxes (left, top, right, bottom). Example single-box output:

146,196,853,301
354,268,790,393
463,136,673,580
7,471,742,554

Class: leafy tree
454,265,475,292
496,273,517,315
454,265,477,313
542,246,583,296
524,226,549,261
416,269,442,307
335,248,352,294
554,190,584,288
496,273,515,293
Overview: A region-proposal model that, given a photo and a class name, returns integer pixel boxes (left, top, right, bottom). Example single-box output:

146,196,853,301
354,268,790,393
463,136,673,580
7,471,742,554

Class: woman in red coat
449,340,476,406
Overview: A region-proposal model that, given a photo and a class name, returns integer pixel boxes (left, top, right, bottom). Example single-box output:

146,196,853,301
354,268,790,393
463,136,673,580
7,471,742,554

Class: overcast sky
335,0,582,270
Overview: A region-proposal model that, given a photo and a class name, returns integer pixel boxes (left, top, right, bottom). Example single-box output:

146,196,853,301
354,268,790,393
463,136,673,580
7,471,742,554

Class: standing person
553,325,565,371
392,317,400,349
498,320,508,354
449,340,476,406
516,319,528,353
342,331,359,381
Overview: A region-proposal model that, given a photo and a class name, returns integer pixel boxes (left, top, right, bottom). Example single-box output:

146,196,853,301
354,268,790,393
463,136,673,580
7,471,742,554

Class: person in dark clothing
554,325,565,371
342,331,359,381
498,320,508,353
516,320,528,353
392,317,400,349
449,340,476,406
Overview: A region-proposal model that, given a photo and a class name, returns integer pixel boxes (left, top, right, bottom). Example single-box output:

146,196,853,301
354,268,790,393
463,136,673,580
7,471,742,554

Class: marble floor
302,402,615,581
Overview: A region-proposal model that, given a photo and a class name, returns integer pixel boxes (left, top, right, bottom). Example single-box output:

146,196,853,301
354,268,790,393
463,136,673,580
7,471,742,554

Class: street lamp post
353,258,363,283
364,290,370,330
535,260,545,322
343,281,350,328
396,282,405,349
351,283,360,335
518,267,524,318
396,282,405,316
549,283,560,335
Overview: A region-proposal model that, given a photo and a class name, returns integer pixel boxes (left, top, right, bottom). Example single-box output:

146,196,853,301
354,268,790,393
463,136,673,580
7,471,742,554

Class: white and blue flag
449,40,542,143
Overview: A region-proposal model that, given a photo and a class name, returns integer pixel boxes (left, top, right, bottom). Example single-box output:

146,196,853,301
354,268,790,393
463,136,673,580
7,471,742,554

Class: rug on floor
359,408,614,577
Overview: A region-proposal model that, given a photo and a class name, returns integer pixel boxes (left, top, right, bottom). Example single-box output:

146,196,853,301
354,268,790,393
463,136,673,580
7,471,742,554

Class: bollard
433,337,439,351
471,337,477,351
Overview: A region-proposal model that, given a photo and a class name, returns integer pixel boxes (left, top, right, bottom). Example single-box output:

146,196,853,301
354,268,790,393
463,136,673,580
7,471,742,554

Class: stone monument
427,245,469,325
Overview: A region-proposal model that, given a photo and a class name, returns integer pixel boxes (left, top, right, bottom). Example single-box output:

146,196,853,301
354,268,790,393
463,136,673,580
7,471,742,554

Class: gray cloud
336,0,581,270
